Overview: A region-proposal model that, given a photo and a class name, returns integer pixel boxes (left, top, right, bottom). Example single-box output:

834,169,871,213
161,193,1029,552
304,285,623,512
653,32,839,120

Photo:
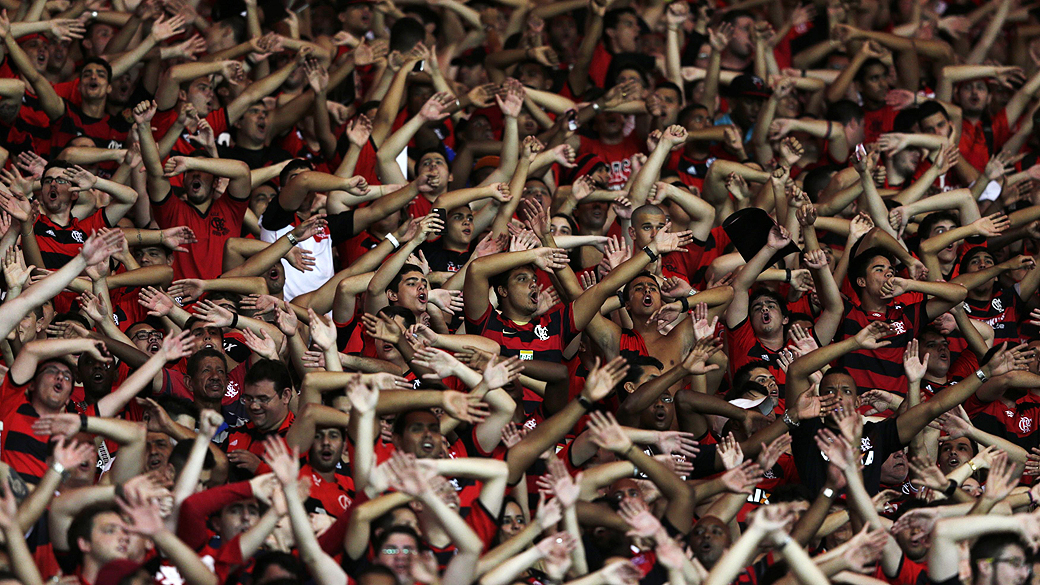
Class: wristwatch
287,233,300,246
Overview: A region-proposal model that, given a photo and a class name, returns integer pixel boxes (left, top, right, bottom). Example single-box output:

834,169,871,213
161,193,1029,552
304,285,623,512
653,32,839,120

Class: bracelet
782,410,800,427
454,98,462,109
968,459,978,473
642,246,658,263
51,461,69,480
679,296,691,312
785,268,792,283
822,487,834,499
1029,489,1037,509
592,102,601,112
623,444,637,459
974,369,988,383
80,413,88,433
800,69,806,77
825,120,833,138
385,233,400,249
286,233,299,246
776,534,793,549
577,395,594,411
230,313,240,329
616,290,626,306
942,479,958,498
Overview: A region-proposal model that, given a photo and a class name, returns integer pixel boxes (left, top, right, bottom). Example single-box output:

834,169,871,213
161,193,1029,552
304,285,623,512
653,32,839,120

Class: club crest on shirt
534,324,549,341
1020,417,1032,433
991,297,1003,312
71,230,84,243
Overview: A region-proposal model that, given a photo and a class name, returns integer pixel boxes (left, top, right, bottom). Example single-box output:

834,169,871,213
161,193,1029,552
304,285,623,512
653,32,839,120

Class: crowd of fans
1,0,1040,583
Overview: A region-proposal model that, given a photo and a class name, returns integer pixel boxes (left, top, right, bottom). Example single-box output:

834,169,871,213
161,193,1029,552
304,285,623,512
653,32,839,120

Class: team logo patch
534,324,549,341
991,297,1004,312
71,230,84,243
1020,417,1032,433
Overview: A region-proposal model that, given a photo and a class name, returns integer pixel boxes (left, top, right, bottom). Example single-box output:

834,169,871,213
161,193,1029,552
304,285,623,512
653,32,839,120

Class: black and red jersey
33,210,110,269
962,286,1027,348
465,302,579,364
838,299,927,395
964,393,1040,451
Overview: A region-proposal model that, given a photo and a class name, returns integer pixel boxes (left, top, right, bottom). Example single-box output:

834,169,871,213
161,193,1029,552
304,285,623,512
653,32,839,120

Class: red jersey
151,188,249,280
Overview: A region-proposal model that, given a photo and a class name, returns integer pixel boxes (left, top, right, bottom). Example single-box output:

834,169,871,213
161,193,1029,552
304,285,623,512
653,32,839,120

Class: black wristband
617,289,626,306
942,479,958,498
80,413,88,433
230,313,239,329
577,395,594,411
785,268,792,283
679,296,691,312
643,246,658,262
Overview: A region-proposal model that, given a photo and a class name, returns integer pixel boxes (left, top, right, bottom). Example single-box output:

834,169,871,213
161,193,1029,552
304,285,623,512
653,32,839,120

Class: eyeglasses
987,558,1029,569
240,394,274,406
40,365,72,382
381,546,417,556
41,177,70,186
131,330,164,342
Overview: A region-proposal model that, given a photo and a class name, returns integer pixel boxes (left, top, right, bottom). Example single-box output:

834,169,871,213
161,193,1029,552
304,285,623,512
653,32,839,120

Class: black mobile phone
566,110,578,131
413,60,425,73
432,208,447,231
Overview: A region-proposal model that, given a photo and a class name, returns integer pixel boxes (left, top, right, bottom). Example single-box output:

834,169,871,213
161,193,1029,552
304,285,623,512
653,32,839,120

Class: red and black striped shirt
464,302,579,364
0,376,49,484
33,210,110,269
837,298,927,396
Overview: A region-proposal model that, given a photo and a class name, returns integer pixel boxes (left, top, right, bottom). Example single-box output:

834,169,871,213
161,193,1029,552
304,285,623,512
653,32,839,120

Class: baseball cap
728,74,772,99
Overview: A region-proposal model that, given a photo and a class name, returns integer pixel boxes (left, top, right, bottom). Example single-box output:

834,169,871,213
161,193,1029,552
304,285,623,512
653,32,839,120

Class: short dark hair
186,347,226,378
801,166,839,203
243,359,293,398
969,533,1025,578
414,146,450,169
53,311,92,331
721,9,753,24
657,81,682,98
253,551,305,583
620,271,658,303
387,264,426,293
169,436,215,477
768,484,813,503
749,288,788,317
355,565,398,584
489,264,536,294
855,58,888,83
617,354,662,396
917,211,958,241
379,305,417,329
68,504,120,566
732,360,771,396
848,247,894,294
678,103,709,126
389,17,427,54
826,100,864,126
43,158,74,177
80,56,113,81
820,366,856,387
604,6,637,30
279,159,313,185
392,408,439,437
373,524,424,552
916,100,949,123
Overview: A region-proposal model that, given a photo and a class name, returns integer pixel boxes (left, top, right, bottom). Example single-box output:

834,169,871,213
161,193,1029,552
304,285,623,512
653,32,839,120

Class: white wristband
979,180,1002,202
385,233,400,249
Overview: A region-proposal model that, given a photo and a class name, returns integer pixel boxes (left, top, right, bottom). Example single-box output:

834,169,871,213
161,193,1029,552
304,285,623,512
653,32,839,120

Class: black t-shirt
260,196,356,247
419,240,472,273
218,143,291,169
790,416,904,494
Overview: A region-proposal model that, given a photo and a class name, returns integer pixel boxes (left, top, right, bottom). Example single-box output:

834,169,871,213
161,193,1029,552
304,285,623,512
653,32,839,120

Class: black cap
728,74,772,99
